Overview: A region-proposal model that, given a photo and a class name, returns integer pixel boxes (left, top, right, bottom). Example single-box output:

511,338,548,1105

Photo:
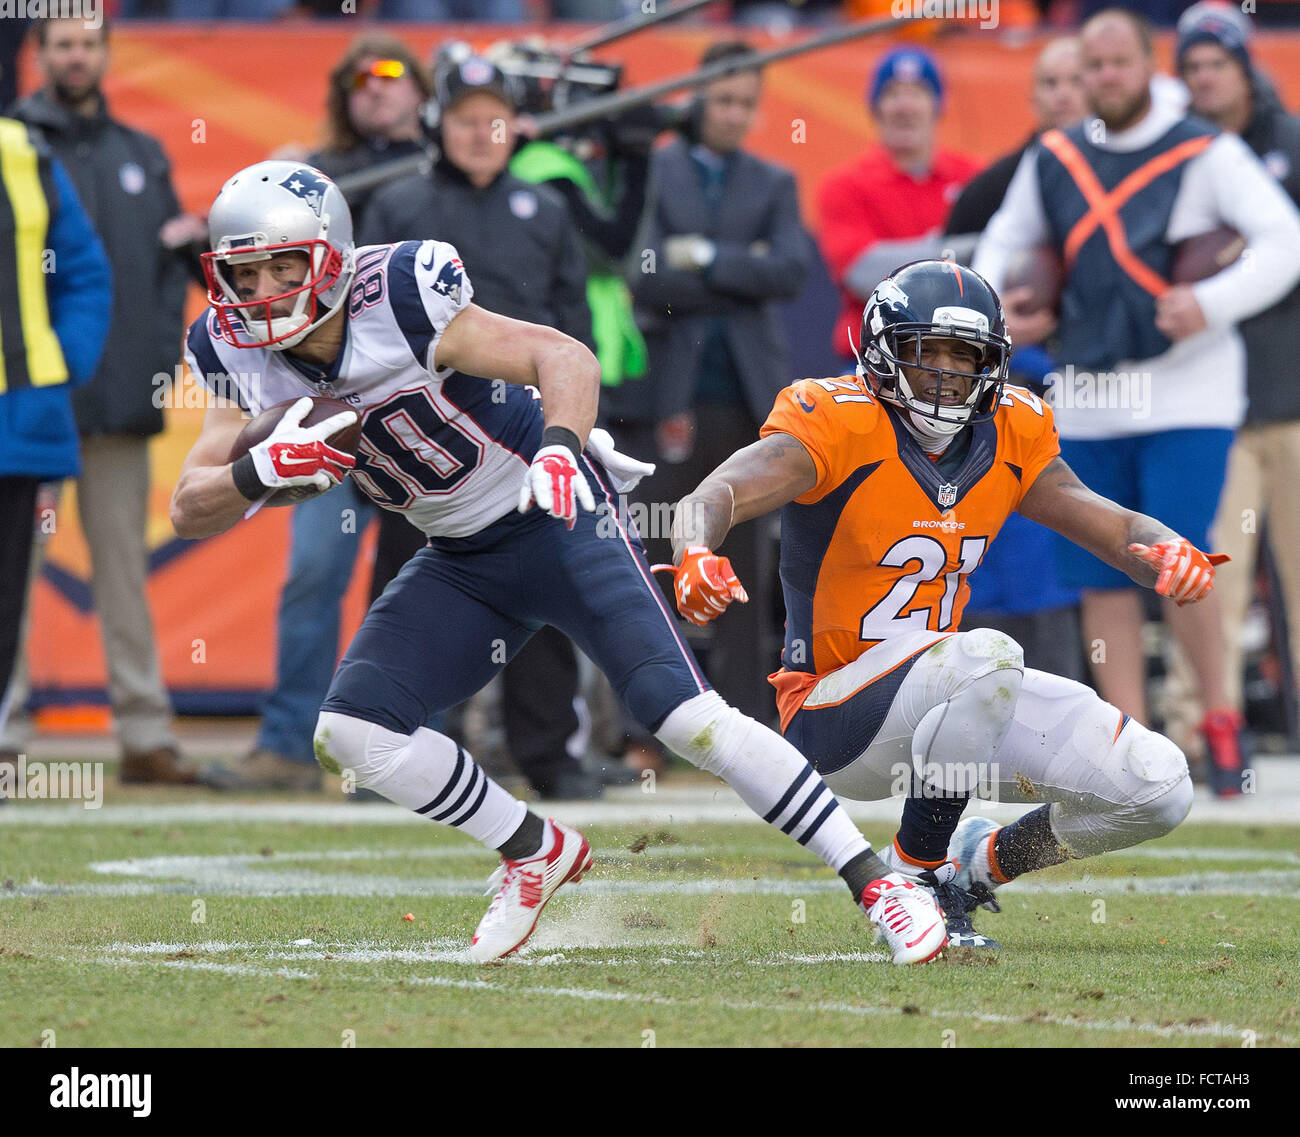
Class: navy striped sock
897,779,971,865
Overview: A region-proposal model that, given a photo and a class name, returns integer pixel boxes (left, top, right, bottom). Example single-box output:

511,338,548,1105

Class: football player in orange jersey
663,260,1227,949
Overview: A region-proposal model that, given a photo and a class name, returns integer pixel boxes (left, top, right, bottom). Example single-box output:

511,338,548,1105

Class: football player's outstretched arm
663,432,817,626
1019,457,1227,603
671,432,818,562
170,402,259,540
435,302,599,445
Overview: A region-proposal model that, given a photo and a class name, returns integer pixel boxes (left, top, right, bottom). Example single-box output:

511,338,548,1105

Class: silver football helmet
202,160,356,350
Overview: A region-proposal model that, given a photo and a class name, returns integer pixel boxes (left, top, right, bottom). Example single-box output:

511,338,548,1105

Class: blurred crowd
98,0,1300,30
1,1,1298,804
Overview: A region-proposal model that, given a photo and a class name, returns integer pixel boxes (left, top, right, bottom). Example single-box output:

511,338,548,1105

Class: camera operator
500,43,660,420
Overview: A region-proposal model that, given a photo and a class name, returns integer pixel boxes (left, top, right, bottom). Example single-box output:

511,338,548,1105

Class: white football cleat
861,872,947,965
470,819,593,963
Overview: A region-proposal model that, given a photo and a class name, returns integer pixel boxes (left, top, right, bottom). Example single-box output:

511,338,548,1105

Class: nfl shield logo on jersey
937,482,958,508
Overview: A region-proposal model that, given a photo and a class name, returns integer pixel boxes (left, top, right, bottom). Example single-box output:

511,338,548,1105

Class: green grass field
2,781,1296,1048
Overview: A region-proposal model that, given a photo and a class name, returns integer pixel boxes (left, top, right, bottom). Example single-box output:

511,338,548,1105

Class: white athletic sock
316,713,526,850
655,692,870,872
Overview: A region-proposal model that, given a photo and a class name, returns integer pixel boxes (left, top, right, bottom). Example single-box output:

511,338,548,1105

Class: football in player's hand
1003,245,1063,315
1170,226,1245,284
227,396,363,507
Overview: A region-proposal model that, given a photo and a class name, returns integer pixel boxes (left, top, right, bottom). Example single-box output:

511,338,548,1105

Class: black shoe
920,869,1003,950
535,770,604,801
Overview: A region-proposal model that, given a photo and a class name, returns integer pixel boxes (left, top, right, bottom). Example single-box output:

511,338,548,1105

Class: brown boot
120,746,201,786
201,748,322,792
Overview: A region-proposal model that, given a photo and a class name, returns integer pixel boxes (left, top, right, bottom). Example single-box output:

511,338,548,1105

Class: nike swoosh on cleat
905,921,942,950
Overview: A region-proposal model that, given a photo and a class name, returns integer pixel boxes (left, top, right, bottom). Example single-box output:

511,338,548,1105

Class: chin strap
267,292,347,352
899,410,957,455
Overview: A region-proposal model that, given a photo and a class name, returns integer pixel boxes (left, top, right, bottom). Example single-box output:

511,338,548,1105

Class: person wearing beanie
816,47,981,367
1161,5,1300,768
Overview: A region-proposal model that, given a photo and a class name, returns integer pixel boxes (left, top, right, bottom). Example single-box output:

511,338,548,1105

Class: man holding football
170,160,951,966
665,258,1224,949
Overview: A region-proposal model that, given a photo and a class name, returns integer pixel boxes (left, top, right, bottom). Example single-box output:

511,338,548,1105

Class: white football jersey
185,239,544,538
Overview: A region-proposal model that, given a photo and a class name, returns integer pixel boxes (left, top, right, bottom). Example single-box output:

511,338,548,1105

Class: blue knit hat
1177,8,1252,75
868,48,944,110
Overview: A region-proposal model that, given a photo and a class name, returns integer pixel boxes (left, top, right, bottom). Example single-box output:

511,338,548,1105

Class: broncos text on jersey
760,375,1060,730
184,239,545,539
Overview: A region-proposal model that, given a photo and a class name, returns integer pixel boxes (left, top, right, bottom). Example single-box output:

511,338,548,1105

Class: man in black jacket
630,40,812,725
361,55,602,800
3,17,200,785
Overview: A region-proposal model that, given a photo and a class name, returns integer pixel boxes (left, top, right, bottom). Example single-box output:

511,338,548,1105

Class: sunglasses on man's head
350,60,407,89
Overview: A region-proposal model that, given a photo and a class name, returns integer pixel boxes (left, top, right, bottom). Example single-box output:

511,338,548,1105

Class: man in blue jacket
0,117,111,786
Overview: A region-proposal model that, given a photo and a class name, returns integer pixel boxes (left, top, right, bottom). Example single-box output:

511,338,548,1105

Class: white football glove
518,443,596,530
248,396,358,493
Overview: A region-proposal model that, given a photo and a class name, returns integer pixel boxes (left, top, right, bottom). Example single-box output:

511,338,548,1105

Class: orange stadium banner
25,23,1300,716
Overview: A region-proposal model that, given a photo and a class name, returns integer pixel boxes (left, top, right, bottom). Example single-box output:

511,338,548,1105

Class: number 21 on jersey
858,535,988,641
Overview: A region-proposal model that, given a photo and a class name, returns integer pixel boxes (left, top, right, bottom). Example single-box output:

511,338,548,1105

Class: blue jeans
257,481,378,763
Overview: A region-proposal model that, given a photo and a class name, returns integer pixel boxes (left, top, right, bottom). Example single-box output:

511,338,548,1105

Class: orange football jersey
761,376,1060,729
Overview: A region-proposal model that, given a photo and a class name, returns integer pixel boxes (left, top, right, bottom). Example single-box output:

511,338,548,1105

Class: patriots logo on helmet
431,257,465,304
278,168,331,217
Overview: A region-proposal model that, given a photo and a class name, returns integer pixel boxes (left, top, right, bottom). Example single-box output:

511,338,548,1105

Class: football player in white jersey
170,161,950,964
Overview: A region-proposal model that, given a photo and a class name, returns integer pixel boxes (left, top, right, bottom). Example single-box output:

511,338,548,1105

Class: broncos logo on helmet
277,167,332,218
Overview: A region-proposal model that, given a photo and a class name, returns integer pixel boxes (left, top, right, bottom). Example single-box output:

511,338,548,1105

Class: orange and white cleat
469,819,593,963
861,872,947,965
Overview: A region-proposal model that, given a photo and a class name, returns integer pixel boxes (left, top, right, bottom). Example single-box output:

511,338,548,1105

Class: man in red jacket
818,48,981,366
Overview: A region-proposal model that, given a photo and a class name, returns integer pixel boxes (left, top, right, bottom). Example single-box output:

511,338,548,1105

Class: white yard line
85,950,1294,1044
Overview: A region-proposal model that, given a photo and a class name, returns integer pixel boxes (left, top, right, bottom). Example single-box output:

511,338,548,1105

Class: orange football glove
652,546,749,626
1128,538,1229,606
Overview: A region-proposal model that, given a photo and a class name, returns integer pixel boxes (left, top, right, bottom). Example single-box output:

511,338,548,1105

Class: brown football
1170,226,1245,284
227,396,363,507
1002,245,1063,315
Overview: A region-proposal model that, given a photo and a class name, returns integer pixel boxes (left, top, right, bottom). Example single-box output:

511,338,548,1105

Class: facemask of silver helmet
202,161,356,351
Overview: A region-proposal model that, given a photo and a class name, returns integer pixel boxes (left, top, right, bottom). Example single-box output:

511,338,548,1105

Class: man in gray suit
630,40,812,724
